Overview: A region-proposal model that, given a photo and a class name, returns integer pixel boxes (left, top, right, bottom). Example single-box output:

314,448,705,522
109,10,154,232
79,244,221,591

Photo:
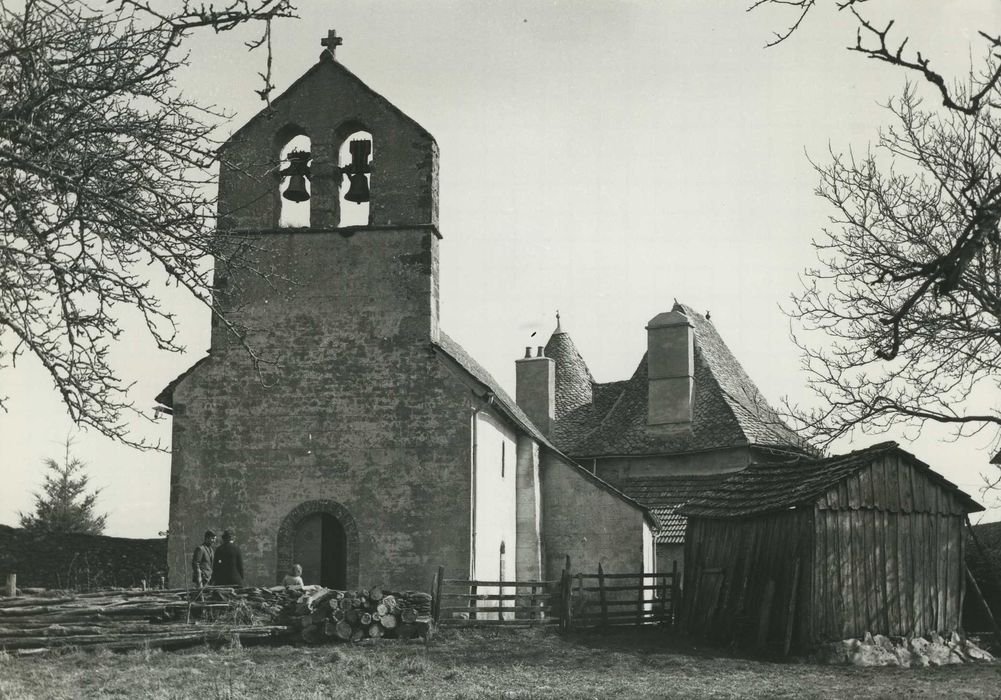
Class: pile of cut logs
291,586,433,643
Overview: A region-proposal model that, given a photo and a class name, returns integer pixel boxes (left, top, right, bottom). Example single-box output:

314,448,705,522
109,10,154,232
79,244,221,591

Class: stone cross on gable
321,29,343,58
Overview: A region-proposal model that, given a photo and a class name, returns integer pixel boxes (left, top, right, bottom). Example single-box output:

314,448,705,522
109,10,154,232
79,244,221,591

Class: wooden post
671,560,680,626
562,555,572,630
636,573,644,626
658,573,666,622
499,545,506,622
598,563,608,630
432,565,444,624
470,581,477,621
576,573,584,626
966,565,1001,650
558,555,570,630
5,573,15,598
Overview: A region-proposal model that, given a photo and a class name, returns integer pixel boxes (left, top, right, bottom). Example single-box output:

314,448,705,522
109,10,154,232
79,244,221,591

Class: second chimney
646,310,694,428
516,346,555,437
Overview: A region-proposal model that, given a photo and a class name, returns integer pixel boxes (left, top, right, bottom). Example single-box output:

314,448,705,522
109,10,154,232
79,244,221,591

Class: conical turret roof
544,316,594,420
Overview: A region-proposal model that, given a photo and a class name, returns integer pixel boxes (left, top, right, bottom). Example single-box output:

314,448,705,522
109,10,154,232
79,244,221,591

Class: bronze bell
342,139,371,204
344,173,370,203
280,150,311,202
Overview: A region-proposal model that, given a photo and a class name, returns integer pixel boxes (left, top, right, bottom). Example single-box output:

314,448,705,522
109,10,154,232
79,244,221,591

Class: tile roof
611,474,722,544
679,441,983,518
549,303,811,458
649,507,687,544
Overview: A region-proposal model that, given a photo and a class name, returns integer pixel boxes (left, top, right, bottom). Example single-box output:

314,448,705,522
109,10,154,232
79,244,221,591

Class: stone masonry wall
0,525,166,591
166,228,471,590
541,454,648,580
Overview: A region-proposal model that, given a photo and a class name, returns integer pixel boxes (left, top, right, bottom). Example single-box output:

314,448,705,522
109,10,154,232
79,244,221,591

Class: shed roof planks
680,441,982,519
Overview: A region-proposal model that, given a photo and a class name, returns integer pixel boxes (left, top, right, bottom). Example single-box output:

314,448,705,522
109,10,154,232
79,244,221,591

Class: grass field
1,628,999,699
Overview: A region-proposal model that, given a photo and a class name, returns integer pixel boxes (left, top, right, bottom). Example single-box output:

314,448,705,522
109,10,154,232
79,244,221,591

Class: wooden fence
570,562,679,629
431,561,680,630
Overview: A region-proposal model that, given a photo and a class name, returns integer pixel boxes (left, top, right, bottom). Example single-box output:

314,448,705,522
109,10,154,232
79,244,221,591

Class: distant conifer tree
19,442,107,535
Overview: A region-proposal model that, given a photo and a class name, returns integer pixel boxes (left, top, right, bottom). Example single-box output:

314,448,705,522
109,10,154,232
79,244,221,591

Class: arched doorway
293,512,346,588
276,500,359,588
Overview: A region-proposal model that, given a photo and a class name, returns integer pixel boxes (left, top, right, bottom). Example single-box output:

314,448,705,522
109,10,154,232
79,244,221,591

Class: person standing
191,530,216,588
212,529,245,586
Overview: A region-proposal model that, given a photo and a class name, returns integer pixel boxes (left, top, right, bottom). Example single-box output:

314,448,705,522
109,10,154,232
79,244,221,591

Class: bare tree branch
750,0,1001,116
785,88,1001,448
0,0,295,447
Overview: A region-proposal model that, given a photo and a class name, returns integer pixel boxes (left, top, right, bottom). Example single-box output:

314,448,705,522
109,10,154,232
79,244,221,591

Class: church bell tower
210,30,441,350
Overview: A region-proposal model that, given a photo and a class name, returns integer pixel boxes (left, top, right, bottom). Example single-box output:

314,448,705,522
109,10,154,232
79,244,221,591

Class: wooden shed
678,442,982,653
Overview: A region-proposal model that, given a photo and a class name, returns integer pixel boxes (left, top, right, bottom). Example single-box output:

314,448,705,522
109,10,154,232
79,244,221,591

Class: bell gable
217,52,438,231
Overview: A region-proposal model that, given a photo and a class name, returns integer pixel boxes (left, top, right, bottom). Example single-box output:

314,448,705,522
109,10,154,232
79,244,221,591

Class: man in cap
212,529,245,586
191,530,215,587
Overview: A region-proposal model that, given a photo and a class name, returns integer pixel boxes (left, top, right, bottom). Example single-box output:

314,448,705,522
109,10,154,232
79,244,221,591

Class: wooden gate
432,567,561,628
569,563,679,629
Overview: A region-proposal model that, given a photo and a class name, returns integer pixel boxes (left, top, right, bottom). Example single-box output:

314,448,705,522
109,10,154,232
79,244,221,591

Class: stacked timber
0,587,295,655
0,585,434,653
290,586,434,644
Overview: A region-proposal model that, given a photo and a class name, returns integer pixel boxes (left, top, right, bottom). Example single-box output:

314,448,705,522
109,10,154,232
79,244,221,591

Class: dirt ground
2,627,1000,699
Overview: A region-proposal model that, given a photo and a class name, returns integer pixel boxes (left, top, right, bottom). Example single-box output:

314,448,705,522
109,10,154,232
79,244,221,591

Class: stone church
157,34,657,589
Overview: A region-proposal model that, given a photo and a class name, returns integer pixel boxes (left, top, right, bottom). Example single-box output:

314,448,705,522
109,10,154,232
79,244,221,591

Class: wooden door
293,513,347,589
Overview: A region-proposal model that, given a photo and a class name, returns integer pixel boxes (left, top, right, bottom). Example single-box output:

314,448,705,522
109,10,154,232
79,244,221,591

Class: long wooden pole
965,517,1001,609
965,565,1001,649
782,559,802,656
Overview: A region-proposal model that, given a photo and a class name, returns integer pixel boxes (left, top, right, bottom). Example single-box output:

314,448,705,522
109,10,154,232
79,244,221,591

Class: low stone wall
814,632,994,667
0,524,167,591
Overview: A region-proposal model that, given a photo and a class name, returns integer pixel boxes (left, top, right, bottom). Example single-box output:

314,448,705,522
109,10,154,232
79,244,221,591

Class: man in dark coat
191,530,215,587
212,529,245,586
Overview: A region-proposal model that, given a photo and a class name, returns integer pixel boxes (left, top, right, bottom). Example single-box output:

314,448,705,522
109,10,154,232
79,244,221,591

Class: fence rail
431,560,681,630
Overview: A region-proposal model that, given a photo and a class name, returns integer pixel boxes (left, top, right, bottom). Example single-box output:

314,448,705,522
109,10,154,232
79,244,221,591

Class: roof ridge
681,441,982,518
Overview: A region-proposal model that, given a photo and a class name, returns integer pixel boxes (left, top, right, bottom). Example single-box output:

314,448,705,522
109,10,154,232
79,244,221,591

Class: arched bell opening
337,124,372,227
277,130,312,228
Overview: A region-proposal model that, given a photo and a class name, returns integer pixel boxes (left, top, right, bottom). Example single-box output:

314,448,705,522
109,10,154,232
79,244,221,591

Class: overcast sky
2,1,999,536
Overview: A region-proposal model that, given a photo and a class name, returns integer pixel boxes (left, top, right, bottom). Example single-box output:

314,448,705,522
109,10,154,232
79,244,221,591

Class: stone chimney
516,346,555,438
646,310,694,428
